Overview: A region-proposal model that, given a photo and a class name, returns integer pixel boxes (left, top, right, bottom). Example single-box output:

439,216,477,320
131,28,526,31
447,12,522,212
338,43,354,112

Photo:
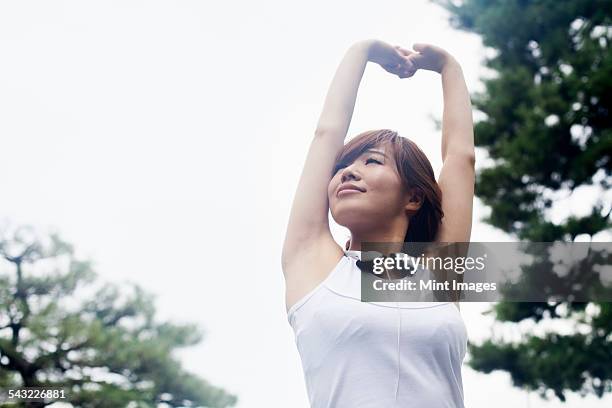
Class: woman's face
328,145,412,231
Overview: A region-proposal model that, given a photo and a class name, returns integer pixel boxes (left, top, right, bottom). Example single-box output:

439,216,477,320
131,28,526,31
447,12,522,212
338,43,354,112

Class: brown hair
331,129,444,245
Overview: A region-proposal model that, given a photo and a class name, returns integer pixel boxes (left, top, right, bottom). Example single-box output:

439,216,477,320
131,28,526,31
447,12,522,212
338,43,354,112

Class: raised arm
437,52,476,244
402,44,476,243
281,40,414,273
315,41,371,137
281,42,369,272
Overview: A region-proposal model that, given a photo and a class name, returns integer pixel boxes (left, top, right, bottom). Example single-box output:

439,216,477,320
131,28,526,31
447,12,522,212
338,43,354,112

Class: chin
332,207,372,230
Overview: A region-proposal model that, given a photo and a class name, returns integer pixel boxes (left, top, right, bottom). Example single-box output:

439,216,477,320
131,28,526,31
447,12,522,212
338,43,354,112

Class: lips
337,183,365,197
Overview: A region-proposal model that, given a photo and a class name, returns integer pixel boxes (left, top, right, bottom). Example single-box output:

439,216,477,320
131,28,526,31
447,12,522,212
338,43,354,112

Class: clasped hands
364,39,455,78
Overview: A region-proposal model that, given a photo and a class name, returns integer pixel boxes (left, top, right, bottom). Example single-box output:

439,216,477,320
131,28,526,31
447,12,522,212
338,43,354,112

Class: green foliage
468,326,612,400
436,0,612,402
0,225,237,408
438,0,611,240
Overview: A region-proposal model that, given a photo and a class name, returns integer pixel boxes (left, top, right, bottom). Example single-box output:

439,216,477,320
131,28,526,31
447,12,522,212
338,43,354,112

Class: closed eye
333,157,381,174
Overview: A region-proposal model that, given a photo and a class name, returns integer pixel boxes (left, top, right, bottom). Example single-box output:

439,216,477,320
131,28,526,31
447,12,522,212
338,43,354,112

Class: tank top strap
323,252,363,300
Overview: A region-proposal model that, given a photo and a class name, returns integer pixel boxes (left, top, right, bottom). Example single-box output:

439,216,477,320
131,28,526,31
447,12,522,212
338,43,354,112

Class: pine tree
436,0,612,401
0,225,237,407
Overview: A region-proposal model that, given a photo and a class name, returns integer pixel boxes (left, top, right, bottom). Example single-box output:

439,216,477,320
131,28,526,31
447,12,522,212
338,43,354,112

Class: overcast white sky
1,1,610,407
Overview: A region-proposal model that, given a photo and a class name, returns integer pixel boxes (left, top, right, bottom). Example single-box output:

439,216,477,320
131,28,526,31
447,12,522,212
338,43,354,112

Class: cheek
328,174,341,192
327,180,336,200
370,172,394,190
371,176,404,200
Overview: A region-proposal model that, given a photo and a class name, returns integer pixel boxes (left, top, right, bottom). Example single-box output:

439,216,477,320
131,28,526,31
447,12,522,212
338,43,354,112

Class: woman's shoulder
284,236,345,313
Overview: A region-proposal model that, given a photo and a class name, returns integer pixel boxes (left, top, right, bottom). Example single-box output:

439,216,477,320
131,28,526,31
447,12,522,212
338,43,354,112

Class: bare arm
281,40,414,271
315,41,371,136
281,42,370,272
428,52,474,312
439,58,475,161
437,56,475,244
398,44,475,243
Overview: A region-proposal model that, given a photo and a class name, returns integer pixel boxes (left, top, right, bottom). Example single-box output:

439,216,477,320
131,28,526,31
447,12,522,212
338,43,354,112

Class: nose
340,163,361,183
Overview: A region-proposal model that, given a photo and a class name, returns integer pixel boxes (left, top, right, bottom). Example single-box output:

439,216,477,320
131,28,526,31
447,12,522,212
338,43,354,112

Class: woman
282,39,475,407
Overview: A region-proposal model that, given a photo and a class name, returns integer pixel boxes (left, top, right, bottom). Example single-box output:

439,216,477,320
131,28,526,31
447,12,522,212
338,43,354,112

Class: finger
402,57,415,70
396,46,413,55
395,46,415,58
405,53,424,68
391,62,403,73
401,71,416,79
396,68,409,77
412,43,429,53
400,71,415,79
393,54,413,68
404,67,417,77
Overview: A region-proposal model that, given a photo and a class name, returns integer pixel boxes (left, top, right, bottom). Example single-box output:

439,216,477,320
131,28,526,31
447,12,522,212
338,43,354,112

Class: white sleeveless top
287,251,468,408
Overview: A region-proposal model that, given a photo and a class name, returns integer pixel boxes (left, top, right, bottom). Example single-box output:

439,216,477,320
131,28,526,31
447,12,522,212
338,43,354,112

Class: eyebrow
364,149,389,159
